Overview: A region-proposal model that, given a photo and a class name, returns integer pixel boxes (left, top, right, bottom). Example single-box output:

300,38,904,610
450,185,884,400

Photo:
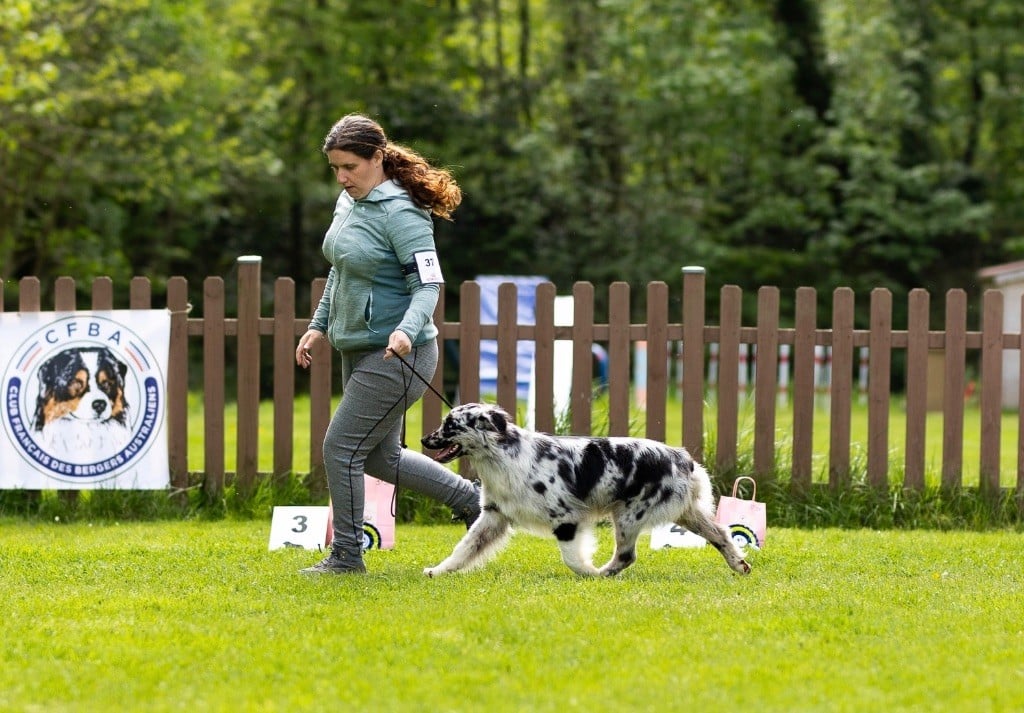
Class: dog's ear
37,358,57,389
488,409,508,434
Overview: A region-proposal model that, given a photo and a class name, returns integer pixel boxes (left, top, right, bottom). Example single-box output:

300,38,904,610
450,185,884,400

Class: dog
421,403,751,578
33,347,131,456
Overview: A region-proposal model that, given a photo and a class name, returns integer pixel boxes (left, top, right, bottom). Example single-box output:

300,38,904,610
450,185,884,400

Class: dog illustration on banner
32,347,132,458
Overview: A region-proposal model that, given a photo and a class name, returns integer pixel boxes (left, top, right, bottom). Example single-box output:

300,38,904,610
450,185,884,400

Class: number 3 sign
267,477,397,551
267,506,331,551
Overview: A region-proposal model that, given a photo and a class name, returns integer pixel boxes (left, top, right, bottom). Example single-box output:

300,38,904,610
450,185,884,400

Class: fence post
203,277,226,497
608,281,631,436
529,282,557,433
904,289,930,491
570,282,594,436
867,288,892,490
166,277,189,491
272,278,296,483
753,286,779,476
942,290,967,490
496,282,519,414
1018,293,1024,512
645,281,669,442
791,286,817,492
979,289,1003,499
236,256,261,494
681,266,705,459
716,285,742,473
829,288,855,489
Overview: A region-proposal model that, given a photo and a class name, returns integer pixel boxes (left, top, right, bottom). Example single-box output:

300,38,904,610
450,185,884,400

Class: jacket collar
361,179,408,203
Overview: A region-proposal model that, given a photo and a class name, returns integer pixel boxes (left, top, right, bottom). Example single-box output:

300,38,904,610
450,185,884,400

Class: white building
977,259,1024,409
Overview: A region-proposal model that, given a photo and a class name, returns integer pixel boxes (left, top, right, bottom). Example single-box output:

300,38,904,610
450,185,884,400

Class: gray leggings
324,340,475,554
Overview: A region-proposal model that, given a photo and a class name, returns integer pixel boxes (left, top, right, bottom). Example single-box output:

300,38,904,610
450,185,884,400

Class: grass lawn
2,520,1022,712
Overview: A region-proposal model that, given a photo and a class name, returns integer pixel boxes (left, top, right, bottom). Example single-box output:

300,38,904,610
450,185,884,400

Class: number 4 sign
267,506,331,551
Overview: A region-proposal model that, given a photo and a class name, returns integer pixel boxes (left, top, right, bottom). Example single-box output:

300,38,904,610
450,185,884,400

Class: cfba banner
1,311,171,489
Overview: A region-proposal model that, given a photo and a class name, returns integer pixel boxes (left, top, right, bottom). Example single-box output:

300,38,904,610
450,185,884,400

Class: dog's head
33,347,129,430
421,403,513,463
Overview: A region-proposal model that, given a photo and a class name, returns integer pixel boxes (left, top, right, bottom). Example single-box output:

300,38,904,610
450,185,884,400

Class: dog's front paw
423,566,441,578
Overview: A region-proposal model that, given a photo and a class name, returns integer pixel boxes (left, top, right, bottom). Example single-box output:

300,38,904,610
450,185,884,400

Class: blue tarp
476,275,547,401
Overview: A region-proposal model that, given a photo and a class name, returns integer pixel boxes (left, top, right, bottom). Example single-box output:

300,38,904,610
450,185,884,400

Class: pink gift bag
325,475,397,551
714,476,766,550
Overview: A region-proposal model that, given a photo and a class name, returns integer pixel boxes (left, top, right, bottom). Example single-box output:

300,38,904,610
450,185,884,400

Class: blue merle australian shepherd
421,403,751,578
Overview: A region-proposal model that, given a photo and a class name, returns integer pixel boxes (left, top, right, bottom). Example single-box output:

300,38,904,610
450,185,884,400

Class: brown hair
322,113,462,220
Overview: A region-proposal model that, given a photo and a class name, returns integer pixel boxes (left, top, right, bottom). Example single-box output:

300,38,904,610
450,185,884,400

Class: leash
387,348,455,409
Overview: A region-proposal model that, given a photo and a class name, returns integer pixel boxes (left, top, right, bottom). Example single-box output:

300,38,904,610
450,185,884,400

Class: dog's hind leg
553,522,601,576
424,510,512,577
597,517,643,577
679,511,751,575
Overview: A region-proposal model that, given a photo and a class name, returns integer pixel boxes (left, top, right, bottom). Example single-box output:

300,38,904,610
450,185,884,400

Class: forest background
3,0,1023,342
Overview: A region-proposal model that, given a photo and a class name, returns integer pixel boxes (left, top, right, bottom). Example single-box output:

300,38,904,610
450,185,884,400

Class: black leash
388,348,455,409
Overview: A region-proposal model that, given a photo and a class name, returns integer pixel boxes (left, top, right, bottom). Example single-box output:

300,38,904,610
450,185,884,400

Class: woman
295,113,480,574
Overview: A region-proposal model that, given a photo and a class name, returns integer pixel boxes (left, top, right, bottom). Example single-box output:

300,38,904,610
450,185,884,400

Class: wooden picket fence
4,257,1023,501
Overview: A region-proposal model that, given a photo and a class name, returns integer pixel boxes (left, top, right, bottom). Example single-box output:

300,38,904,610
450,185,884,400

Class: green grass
2,520,1022,712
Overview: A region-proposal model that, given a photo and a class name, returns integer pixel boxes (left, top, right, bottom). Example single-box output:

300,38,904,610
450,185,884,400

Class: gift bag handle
731,476,757,500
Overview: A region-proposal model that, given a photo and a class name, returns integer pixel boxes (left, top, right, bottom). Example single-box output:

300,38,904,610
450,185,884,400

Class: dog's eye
68,370,89,397
96,371,119,397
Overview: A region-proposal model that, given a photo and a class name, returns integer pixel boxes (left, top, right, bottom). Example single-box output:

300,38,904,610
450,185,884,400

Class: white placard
649,523,707,549
268,506,331,551
413,250,444,284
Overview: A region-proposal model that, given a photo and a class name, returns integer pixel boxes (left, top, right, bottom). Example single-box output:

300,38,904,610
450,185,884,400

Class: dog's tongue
433,444,462,462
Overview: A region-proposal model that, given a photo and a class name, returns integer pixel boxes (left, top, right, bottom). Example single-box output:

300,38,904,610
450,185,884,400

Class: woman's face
327,149,384,200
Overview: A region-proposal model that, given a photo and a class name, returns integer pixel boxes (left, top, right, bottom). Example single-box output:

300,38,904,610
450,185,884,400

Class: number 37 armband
400,250,445,285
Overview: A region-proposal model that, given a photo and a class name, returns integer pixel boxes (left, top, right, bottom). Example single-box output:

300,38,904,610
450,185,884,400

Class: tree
0,0,279,301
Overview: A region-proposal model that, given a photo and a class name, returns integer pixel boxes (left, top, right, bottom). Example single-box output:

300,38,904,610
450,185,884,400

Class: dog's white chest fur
42,419,130,456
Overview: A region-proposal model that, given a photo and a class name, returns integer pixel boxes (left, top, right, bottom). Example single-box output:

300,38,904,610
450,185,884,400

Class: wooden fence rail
3,257,1023,501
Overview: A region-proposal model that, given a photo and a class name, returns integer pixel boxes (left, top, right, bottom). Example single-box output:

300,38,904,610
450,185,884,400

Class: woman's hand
295,329,324,368
384,330,412,359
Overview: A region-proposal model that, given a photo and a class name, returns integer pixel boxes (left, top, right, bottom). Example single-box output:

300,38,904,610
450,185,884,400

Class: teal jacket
309,180,442,352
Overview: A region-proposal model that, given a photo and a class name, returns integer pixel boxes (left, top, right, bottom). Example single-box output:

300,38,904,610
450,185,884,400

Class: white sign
413,250,444,284
268,506,331,551
0,310,171,489
650,523,707,549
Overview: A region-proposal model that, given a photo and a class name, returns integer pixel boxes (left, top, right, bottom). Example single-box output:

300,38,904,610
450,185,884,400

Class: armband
400,250,444,284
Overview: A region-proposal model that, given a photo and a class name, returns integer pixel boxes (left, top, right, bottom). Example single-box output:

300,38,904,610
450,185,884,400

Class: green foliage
5,0,1024,316
1,521,1022,711
0,0,280,297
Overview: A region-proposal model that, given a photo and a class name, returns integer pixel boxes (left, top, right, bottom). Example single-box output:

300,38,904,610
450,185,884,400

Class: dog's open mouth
431,443,463,464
